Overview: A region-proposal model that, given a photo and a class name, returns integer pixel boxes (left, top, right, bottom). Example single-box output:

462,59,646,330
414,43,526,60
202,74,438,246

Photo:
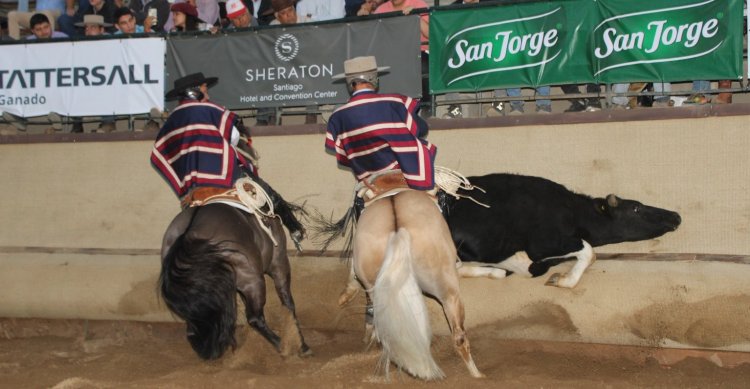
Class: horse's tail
159,234,238,360
372,228,444,380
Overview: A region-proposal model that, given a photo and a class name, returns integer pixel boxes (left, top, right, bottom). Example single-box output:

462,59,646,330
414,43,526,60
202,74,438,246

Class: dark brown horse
159,202,310,360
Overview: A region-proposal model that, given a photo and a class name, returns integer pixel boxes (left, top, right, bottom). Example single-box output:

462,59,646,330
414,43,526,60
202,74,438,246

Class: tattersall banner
0,38,165,117
166,16,422,109
429,0,744,93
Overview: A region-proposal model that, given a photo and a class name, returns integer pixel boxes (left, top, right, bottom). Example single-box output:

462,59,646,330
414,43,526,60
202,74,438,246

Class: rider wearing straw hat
326,56,436,194
151,72,305,249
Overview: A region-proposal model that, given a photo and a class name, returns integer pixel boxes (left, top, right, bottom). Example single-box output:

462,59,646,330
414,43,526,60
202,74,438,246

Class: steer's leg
456,252,535,279
456,263,507,279
545,240,596,288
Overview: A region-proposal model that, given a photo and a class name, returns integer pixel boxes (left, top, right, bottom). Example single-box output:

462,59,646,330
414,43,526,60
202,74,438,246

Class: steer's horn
606,194,619,207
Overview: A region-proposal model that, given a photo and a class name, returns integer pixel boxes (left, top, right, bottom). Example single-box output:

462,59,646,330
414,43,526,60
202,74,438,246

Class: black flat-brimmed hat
165,72,218,99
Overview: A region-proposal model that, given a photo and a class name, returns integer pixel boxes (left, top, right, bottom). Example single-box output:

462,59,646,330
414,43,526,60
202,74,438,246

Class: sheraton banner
0,38,165,117
165,17,422,109
429,0,744,93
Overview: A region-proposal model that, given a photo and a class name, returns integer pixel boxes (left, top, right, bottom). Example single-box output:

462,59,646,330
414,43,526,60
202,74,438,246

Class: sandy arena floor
1,316,749,389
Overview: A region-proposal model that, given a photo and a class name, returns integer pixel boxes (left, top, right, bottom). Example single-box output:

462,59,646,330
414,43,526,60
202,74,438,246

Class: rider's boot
253,176,306,251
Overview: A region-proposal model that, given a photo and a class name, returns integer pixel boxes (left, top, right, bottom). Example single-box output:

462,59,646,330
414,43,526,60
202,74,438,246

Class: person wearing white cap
325,56,436,192
224,0,256,29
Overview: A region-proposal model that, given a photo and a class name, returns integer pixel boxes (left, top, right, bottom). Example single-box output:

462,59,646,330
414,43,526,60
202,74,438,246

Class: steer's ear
606,194,619,208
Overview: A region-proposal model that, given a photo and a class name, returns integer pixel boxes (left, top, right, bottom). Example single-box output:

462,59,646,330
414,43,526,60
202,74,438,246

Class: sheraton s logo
274,34,300,62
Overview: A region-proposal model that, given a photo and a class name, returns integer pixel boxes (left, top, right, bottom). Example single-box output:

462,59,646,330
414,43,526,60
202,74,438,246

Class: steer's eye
633,206,640,213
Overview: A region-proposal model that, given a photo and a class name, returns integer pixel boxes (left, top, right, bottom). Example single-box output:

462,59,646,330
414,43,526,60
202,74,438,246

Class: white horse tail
372,228,444,380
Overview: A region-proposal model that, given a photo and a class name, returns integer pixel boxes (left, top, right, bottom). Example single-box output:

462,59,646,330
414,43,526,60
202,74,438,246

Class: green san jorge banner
592,0,744,83
429,0,744,93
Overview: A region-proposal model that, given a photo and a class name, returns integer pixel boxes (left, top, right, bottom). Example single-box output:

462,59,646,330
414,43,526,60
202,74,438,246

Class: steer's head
593,194,682,244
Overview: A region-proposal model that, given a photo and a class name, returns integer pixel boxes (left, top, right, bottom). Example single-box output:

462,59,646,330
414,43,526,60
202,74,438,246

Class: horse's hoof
545,273,561,286
299,344,313,357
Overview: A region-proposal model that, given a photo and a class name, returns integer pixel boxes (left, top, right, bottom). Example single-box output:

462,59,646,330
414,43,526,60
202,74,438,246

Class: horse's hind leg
427,266,484,378
235,270,283,351
442,292,484,378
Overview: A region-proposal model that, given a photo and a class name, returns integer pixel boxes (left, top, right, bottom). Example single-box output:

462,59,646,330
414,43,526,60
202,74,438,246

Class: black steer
445,173,681,288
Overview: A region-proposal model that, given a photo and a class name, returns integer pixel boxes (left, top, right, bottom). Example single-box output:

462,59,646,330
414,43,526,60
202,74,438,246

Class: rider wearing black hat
152,72,305,249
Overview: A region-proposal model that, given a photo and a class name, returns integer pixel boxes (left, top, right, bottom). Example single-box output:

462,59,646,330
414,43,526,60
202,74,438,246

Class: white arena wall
0,114,748,353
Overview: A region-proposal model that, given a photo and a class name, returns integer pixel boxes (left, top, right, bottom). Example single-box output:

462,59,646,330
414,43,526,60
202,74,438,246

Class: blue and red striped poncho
150,100,247,198
325,90,437,190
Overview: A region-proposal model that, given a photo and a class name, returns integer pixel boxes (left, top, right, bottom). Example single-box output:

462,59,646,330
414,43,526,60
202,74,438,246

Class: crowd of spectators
0,0,742,132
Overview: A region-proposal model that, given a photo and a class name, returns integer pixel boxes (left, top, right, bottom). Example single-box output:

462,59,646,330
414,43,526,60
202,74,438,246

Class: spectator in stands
28,12,69,39
164,0,219,31
58,0,117,36
296,0,345,22
76,12,109,35
170,2,203,32
7,0,65,40
610,83,631,110
127,0,170,33
270,0,300,24
375,0,431,116
224,0,257,29
651,82,672,107
561,83,602,112
248,0,275,25
351,0,384,16
502,87,552,115
345,0,364,16
713,80,733,104
113,7,155,34
687,80,733,105
58,0,86,36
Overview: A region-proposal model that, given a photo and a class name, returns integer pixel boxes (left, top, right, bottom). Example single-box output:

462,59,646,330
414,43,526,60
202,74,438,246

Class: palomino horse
159,202,310,360
350,188,483,380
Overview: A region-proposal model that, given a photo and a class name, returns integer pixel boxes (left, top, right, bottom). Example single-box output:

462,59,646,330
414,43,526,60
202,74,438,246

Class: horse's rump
353,189,481,379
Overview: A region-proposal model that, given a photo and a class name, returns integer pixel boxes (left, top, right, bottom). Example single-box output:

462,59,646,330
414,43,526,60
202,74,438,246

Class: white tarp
0,37,165,117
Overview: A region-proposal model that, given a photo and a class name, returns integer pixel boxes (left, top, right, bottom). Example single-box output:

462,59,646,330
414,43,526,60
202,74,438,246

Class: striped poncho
325,90,436,190
150,100,244,198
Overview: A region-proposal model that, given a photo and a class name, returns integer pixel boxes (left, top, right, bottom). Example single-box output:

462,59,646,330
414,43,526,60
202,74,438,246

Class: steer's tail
371,228,444,380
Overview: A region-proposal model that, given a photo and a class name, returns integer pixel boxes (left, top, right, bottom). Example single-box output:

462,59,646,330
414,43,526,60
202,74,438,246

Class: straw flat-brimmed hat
165,72,218,99
75,14,112,27
332,56,390,81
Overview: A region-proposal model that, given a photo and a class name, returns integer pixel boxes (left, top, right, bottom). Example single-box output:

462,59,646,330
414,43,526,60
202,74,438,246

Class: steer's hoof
545,272,561,286
489,269,507,279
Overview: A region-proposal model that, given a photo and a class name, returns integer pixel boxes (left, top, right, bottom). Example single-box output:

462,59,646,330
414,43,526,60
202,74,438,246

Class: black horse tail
159,234,238,360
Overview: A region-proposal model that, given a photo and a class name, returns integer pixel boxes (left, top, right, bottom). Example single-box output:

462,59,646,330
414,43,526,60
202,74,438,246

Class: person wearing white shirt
295,0,345,22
